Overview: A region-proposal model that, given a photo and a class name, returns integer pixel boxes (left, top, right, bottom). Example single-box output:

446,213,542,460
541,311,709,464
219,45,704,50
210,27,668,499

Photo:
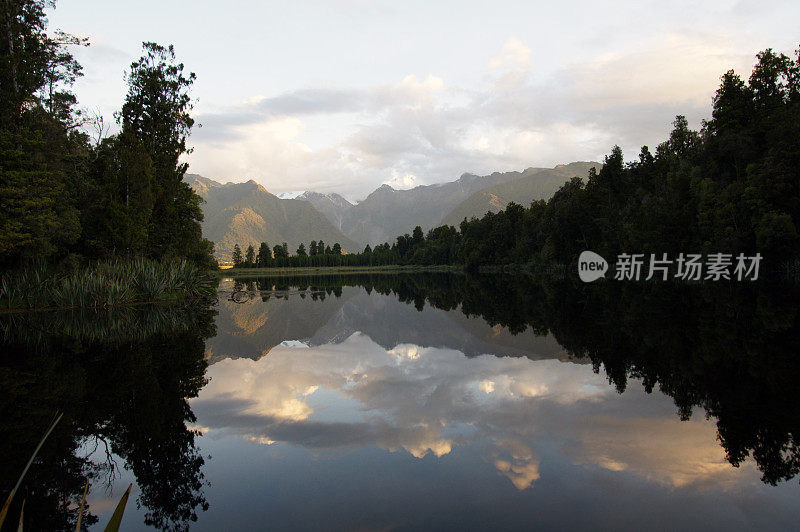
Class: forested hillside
441,162,599,227
0,1,214,270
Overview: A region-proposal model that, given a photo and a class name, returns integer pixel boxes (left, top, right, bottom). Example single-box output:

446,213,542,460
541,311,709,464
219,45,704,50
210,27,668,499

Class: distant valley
188,161,599,260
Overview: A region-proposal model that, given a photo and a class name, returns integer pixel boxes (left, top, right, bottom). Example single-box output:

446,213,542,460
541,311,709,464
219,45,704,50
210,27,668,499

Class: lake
2,273,799,530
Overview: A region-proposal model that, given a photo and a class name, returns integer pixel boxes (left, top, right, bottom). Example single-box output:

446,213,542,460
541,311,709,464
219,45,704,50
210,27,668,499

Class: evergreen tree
245,244,255,266
296,243,307,256
412,226,424,249
231,244,243,267
0,4,219,270
82,130,153,258
0,0,83,267
309,240,317,256
272,244,286,259
119,42,213,266
332,243,342,255
256,242,271,267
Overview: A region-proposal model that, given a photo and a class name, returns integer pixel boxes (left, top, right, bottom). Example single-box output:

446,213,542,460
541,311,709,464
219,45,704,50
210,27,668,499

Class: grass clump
0,259,217,311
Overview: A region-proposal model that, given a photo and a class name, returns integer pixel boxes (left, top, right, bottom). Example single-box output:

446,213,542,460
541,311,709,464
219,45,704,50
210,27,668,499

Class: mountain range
187,175,359,261
187,161,599,259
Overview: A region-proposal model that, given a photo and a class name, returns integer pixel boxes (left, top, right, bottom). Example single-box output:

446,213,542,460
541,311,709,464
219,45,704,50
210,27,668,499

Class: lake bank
220,264,463,277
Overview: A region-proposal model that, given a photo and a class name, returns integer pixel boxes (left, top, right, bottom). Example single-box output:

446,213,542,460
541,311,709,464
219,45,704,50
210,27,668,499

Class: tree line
230,240,348,268
229,44,800,275
228,224,458,269
0,1,215,271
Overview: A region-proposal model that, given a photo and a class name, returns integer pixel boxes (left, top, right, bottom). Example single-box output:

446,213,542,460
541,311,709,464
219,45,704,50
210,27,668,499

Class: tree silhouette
231,244,243,267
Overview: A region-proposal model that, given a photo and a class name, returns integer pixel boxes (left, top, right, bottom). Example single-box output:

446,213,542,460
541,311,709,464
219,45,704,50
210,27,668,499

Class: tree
256,242,271,267
317,240,325,256
245,244,255,266
39,31,88,124
81,130,153,259
412,226,424,249
309,240,317,256
0,6,223,271
0,0,69,128
0,131,77,265
231,244,243,267
332,242,342,255
119,42,212,266
272,244,287,259
296,243,307,256
0,0,83,267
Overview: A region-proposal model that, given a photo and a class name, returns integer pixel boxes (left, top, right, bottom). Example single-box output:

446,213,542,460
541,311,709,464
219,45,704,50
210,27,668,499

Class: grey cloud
193,112,257,143
257,88,364,115
193,88,364,144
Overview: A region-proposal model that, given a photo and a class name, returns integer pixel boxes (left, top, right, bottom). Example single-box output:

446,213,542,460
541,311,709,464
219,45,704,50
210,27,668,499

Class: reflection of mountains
209,287,567,363
207,290,356,363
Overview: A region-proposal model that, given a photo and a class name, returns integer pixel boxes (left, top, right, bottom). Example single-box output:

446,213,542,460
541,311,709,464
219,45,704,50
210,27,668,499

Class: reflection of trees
241,273,800,485
546,282,800,487
461,278,800,486
0,304,215,530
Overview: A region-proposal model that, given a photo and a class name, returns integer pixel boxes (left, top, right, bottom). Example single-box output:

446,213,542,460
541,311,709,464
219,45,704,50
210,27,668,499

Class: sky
49,0,800,200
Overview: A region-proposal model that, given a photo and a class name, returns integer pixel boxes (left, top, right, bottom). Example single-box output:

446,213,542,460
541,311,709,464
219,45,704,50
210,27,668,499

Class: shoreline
219,265,463,277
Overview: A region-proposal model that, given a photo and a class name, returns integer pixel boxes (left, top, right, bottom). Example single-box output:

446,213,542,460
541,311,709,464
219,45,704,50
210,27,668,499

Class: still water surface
2,274,799,530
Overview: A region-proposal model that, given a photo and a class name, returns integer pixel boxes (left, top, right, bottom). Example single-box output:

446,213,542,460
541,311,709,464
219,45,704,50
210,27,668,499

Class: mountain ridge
441,162,600,226
187,161,600,257
335,167,540,246
333,163,600,246
186,174,359,260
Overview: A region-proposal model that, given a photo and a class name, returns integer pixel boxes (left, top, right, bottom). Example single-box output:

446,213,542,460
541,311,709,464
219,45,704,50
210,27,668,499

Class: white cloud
489,38,532,70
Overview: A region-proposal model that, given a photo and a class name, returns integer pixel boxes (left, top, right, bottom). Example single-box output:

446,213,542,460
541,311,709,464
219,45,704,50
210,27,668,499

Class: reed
0,259,217,311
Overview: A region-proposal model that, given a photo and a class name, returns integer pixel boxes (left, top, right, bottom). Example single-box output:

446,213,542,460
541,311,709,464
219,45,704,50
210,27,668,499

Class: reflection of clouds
566,416,741,488
191,333,747,491
388,343,421,360
491,438,541,490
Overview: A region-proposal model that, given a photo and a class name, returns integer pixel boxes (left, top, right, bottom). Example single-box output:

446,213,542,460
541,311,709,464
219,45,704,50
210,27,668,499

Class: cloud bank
187,31,758,199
